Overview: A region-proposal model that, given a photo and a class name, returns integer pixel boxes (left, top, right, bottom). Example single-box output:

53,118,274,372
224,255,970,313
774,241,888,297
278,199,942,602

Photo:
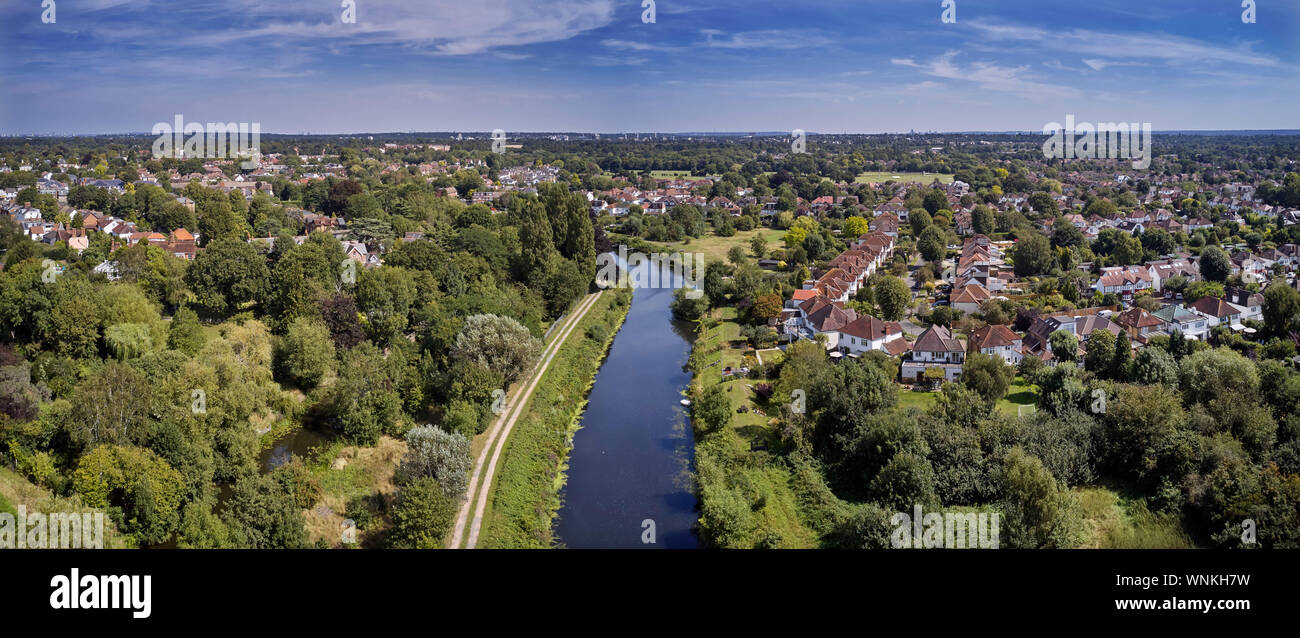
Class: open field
644,227,786,266
855,171,954,185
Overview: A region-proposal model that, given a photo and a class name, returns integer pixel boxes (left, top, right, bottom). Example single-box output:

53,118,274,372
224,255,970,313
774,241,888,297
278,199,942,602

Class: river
553,273,701,549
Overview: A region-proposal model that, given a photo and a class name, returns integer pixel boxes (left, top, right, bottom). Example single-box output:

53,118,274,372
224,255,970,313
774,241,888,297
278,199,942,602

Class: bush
273,459,323,509
397,425,471,499
585,322,610,343
388,477,458,549
346,494,380,530
441,400,484,438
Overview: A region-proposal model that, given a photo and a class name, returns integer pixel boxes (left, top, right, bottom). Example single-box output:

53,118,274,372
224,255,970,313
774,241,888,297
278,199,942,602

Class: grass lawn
645,228,785,267
897,377,1038,416
855,171,954,185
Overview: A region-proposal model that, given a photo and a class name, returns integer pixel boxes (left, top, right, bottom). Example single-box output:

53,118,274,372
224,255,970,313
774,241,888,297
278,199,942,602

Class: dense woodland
1,148,601,547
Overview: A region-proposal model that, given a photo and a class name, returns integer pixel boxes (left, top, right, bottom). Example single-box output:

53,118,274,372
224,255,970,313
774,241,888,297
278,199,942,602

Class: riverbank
475,288,633,548
686,307,829,548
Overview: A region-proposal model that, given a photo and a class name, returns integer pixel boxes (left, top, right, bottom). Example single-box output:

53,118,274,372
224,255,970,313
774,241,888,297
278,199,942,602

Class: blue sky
1,0,1297,134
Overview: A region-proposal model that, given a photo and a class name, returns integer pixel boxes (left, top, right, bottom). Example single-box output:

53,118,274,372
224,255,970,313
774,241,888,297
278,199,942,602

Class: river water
553,275,701,549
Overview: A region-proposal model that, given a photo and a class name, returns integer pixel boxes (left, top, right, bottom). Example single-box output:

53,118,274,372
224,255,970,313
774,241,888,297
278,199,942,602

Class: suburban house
967,324,1024,365
1094,266,1153,301
831,315,909,357
1147,258,1200,292
1151,304,1210,340
1022,309,1123,362
869,213,900,237
1114,307,1166,343
901,324,966,382
1225,287,1265,322
951,282,993,314
1188,296,1247,330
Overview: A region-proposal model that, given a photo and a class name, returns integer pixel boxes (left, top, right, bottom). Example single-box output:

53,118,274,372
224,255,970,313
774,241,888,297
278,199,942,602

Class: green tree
868,452,937,511
276,317,336,389
874,275,911,321
223,473,308,549
1048,330,1078,363
917,225,946,263
1263,280,1300,338
450,314,543,386
397,425,471,499
1199,245,1232,283
844,216,870,239
999,447,1083,548
961,352,1014,405
185,238,270,315
167,306,206,355
1132,347,1179,386
389,476,458,549
1011,231,1053,277
694,384,732,432
1083,330,1115,375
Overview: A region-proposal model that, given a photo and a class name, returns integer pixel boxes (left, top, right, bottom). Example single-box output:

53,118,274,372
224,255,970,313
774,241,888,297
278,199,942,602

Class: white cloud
966,20,1279,68
96,0,619,56
894,51,1080,99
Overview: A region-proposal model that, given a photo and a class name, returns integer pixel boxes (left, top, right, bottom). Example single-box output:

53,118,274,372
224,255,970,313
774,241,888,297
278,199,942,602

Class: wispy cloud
892,51,1079,99
967,20,1279,68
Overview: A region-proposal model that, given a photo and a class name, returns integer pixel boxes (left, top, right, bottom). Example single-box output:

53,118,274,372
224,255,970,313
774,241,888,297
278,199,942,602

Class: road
448,291,603,549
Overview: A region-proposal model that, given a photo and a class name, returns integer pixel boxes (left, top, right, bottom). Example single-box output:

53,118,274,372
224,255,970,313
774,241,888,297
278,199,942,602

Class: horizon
5,128,1300,139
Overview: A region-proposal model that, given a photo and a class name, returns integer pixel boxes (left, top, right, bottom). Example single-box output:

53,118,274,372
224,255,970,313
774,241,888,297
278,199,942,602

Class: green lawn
646,228,785,267
855,171,954,185
897,377,1038,416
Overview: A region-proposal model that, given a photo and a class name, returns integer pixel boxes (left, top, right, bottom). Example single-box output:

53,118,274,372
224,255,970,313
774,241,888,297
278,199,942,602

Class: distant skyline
2,0,1298,135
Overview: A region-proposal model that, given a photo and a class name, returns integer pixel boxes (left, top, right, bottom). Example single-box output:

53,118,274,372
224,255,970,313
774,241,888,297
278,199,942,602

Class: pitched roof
1188,296,1241,318
968,324,1021,351
951,282,992,305
1116,307,1163,329
838,315,903,341
912,324,964,354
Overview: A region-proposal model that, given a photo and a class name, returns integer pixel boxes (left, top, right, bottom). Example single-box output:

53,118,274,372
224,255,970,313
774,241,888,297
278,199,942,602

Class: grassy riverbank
687,309,827,548
476,288,633,548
